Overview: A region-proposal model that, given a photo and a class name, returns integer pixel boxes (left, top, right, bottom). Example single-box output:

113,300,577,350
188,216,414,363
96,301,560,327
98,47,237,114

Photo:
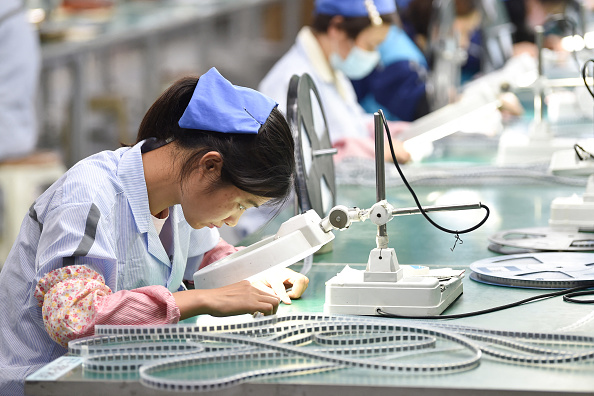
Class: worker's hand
251,268,309,305
174,280,280,319
384,121,412,164
385,120,410,136
383,139,411,164
498,91,524,118
333,136,411,164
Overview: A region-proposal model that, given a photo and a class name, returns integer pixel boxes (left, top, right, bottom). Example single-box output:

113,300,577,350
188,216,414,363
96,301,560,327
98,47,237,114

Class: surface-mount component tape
470,252,594,288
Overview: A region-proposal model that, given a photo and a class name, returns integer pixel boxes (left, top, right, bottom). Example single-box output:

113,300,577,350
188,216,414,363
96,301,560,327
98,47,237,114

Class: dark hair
401,0,433,38
311,13,398,39
402,0,478,38
136,76,295,205
455,0,477,17
538,0,571,4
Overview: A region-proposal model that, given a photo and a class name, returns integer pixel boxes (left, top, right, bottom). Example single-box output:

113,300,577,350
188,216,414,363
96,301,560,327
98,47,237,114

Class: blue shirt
351,25,429,121
0,141,219,395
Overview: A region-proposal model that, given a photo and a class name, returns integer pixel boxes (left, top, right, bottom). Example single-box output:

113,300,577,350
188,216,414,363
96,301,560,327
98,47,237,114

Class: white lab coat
237,27,373,239
259,27,371,144
0,0,40,160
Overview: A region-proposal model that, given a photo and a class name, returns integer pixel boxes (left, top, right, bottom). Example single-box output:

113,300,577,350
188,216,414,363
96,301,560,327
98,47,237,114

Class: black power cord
580,58,594,138
377,283,594,319
582,58,594,99
380,109,490,237
574,143,594,160
378,109,594,319
564,288,594,304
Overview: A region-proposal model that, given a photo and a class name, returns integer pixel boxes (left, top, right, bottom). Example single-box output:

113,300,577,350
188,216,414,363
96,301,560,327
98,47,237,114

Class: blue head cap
315,0,396,17
179,67,278,134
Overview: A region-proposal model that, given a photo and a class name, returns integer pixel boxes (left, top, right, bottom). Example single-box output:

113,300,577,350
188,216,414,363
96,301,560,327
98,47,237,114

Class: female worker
259,0,411,164
0,67,308,395
352,0,482,122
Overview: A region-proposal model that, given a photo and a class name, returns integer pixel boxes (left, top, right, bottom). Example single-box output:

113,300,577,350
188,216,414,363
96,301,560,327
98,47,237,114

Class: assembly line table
25,181,594,395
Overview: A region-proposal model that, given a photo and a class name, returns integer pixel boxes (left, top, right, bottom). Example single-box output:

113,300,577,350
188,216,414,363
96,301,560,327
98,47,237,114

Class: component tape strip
64,313,594,392
138,327,480,392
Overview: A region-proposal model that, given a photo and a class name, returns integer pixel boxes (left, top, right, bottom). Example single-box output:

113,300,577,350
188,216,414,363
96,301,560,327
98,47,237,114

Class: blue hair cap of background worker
315,0,396,16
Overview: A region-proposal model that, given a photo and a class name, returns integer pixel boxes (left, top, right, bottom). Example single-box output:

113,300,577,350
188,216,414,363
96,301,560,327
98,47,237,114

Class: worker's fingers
257,294,280,315
251,280,275,295
267,276,291,305
286,275,309,299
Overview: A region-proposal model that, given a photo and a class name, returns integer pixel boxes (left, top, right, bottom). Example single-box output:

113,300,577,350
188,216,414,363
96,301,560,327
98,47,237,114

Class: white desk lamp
323,112,487,316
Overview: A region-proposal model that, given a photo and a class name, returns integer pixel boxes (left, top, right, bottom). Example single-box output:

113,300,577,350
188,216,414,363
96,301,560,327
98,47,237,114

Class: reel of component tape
470,252,594,288
488,175,594,254
488,227,594,254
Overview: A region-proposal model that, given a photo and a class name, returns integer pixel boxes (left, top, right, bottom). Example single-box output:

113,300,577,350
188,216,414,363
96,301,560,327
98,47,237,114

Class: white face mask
330,46,381,80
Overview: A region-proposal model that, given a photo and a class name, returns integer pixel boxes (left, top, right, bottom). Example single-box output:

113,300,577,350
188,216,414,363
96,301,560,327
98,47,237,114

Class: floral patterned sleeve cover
34,265,181,347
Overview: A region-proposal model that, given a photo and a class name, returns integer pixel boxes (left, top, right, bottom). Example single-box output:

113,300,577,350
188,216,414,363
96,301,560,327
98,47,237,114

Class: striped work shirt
0,141,219,394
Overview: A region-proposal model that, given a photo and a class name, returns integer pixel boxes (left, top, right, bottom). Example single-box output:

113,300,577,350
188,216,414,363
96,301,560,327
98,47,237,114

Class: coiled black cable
381,109,490,236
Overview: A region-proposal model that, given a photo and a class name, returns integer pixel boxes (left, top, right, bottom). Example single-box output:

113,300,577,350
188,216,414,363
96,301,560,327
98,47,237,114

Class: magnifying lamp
193,210,334,289
193,109,488,317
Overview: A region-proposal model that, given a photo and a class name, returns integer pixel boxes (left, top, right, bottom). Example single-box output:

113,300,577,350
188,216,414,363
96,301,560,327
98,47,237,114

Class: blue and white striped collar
117,140,152,234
